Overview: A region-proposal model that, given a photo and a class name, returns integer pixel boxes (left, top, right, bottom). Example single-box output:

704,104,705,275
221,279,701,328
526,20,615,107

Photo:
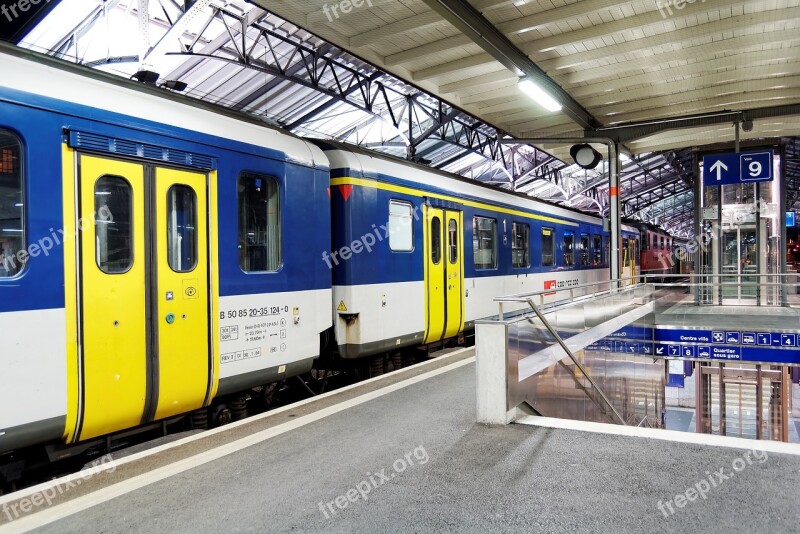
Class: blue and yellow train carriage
0,44,331,455
316,142,639,360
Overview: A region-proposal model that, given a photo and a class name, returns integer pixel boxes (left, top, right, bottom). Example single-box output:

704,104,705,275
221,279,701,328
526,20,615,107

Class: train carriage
0,45,332,455
316,142,640,359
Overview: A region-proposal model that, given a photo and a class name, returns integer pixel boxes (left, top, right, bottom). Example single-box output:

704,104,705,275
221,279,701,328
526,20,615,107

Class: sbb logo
544,280,557,295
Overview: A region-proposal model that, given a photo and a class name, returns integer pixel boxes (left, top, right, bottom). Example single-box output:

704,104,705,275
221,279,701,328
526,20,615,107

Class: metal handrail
525,297,627,426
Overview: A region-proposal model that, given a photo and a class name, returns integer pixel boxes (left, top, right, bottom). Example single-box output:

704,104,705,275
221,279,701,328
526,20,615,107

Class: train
0,43,671,484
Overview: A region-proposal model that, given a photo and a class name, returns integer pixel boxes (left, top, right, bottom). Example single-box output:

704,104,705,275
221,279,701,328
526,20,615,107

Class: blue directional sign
711,346,741,361
697,346,711,358
726,331,740,345
712,331,725,343
704,149,774,186
741,332,756,345
780,334,796,347
757,333,771,346
669,345,681,356
655,344,669,357
681,345,696,358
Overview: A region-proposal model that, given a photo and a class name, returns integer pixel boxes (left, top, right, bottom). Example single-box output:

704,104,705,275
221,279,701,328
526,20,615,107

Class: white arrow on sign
656,346,664,355
709,160,727,181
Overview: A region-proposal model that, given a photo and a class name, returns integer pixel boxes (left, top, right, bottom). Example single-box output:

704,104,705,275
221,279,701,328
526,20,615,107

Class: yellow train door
75,155,211,441
443,210,464,339
152,167,211,420
423,205,464,344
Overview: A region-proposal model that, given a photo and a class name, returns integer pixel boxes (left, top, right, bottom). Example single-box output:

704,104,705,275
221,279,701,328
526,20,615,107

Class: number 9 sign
740,151,773,182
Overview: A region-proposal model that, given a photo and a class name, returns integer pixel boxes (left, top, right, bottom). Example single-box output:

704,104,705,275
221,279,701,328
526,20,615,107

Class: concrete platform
2,348,800,533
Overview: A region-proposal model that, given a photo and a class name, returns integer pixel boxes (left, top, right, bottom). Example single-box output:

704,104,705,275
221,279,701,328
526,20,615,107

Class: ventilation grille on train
67,131,216,170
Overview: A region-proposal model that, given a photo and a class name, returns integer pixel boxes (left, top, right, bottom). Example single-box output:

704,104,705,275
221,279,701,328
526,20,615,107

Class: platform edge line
0,356,475,532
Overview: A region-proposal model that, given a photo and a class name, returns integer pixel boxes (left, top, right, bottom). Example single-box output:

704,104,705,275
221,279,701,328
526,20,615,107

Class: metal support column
693,152,701,305
719,363,726,436
780,143,788,305
756,364,763,440
610,142,621,283
781,366,790,442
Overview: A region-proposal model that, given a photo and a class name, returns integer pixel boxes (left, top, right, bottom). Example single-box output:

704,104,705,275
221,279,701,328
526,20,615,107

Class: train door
423,206,464,344
75,155,211,441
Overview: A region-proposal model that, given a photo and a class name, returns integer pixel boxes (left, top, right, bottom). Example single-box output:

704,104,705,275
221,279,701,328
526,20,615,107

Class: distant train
0,43,660,483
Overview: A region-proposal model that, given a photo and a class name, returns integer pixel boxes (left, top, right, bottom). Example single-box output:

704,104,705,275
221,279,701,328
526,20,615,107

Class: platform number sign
704,149,774,186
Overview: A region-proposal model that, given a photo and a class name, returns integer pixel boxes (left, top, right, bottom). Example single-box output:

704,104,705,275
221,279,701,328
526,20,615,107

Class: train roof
314,140,639,233
0,42,327,170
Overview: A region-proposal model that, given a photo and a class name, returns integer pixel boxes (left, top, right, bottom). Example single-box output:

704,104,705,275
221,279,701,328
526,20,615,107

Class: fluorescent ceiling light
518,78,562,112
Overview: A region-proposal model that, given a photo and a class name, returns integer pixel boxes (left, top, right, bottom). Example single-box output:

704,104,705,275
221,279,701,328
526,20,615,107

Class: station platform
2,348,800,533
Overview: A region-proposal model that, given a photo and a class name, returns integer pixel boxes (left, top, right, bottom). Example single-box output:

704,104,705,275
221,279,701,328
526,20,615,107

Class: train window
431,216,441,265
563,232,574,266
167,185,198,273
448,219,458,264
541,227,554,267
238,174,281,272
642,232,650,252
472,216,497,269
0,130,23,278
593,234,602,265
660,236,665,250
388,200,413,251
511,222,529,268
580,233,590,266
94,176,133,274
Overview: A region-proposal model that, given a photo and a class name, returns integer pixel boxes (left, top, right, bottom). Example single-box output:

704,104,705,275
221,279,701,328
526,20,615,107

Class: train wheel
230,395,248,421
189,409,209,430
369,355,385,377
391,351,403,372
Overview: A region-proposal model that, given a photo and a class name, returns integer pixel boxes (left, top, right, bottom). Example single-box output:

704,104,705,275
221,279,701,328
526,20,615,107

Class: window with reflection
0,130,24,277
511,222,529,268
389,200,413,251
95,176,133,274
472,216,497,269
542,227,554,267
593,234,602,265
564,232,574,266
580,233,590,266
238,174,280,272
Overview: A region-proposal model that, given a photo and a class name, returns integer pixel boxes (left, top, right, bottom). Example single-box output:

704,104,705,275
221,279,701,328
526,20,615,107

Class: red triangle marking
338,184,353,201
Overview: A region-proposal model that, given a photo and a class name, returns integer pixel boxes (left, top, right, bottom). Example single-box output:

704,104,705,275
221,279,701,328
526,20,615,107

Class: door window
431,216,441,264
95,176,133,274
167,185,198,273
448,218,458,264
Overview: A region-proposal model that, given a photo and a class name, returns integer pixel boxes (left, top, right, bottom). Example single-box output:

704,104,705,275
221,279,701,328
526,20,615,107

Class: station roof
13,0,800,237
